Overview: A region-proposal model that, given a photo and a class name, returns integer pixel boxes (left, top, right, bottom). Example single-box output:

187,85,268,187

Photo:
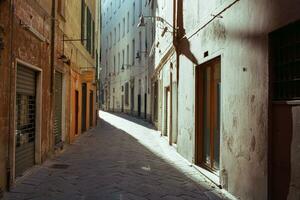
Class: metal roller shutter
54,72,63,145
15,64,36,177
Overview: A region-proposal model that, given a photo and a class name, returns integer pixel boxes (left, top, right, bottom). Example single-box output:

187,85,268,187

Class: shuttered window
81,0,86,44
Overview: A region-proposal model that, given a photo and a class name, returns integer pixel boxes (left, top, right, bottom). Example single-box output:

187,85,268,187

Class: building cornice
152,45,175,79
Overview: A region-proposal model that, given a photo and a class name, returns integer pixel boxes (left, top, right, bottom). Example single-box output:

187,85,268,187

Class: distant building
100,0,155,120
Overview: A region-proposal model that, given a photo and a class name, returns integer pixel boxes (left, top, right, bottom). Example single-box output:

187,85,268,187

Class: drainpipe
6,0,15,191
50,0,56,150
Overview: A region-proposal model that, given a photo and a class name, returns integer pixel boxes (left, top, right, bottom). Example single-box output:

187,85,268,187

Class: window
106,36,109,48
118,23,121,41
138,31,142,62
132,2,135,25
84,6,93,54
153,81,158,121
105,60,108,76
126,44,129,67
127,12,129,32
114,27,116,45
139,31,142,52
93,20,95,56
125,82,129,105
113,56,116,74
270,20,300,100
118,52,120,73
145,28,148,51
81,0,86,44
106,7,109,23
123,17,125,36
109,32,112,48
122,50,125,66
139,0,142,16
110,2,112,18
132,39,135,65
145,76,147,93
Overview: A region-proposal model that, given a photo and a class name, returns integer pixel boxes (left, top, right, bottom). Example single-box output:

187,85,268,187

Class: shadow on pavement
5,117,226,200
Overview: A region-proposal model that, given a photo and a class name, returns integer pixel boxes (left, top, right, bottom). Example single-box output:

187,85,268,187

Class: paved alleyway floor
4,111,233,200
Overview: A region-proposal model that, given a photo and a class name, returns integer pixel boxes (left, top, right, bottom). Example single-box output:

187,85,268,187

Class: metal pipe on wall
50,0,56,150
7,0,15,191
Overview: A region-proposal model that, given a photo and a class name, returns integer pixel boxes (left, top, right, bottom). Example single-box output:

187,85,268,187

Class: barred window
270,20,300,100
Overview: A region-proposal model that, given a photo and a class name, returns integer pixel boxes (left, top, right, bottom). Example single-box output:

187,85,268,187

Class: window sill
273,100,300,105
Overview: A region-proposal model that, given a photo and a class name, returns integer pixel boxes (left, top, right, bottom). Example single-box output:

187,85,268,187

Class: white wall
176,0,300,199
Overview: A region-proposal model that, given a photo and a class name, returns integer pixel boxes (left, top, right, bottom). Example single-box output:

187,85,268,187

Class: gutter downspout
7,0,14,191
50,0,56,150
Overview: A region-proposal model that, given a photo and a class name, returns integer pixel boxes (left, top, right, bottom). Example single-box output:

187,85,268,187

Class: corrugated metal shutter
54,72,63,145
15,64,36,177
16,66,36,95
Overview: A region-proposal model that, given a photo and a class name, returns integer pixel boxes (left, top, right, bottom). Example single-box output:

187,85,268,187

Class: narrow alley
4,112,229,200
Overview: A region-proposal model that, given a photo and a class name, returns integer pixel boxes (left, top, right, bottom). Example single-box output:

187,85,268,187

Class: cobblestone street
4,111,231,200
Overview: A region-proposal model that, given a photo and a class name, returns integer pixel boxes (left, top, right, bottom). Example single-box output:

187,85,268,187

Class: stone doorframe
9,59,43,185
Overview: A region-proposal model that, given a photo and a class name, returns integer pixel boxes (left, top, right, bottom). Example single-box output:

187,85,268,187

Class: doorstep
193,164,220,186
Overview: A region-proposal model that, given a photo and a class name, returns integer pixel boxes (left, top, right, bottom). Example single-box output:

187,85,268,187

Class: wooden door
75,90,79,135
81,83,87,132
268,20,300,199
196,57,221,172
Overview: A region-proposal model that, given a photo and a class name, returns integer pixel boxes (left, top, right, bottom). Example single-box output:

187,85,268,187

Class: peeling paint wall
175,0,300,199
0,0,52,190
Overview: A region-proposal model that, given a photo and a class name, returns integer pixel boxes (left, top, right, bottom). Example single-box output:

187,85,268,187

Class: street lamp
137,14,178,34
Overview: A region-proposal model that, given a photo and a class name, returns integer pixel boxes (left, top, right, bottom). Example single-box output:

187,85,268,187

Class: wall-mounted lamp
58,54,71,65
135,50,147,59
137,14,178,34
60,34,87,65
121,64,132,71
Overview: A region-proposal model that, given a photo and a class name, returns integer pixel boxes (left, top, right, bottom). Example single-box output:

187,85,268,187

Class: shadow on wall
175,0,198,66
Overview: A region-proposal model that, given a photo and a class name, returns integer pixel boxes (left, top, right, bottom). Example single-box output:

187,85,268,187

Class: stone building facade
100,0,155,120
0,0,99,194
152,0,300,199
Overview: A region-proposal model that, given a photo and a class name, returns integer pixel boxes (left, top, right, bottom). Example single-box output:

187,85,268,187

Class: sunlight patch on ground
99,111,215,189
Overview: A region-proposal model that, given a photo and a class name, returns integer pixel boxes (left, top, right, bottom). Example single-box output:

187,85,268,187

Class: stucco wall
176,0,300,199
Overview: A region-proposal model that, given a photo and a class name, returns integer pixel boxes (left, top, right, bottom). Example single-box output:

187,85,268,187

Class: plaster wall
0,0,52,190
176,0,300,199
